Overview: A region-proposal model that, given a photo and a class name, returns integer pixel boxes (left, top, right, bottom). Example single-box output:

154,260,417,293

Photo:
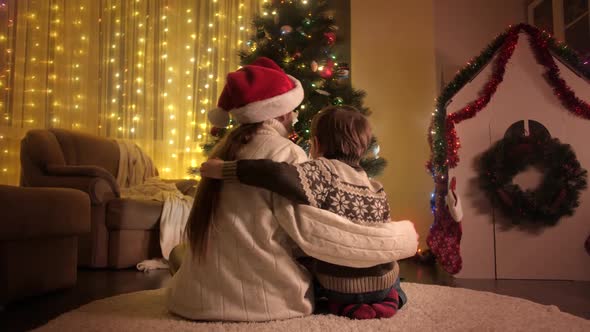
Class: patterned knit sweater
223,157,398,294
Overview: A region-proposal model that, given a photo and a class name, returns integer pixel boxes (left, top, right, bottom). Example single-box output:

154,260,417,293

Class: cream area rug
35,283,589,331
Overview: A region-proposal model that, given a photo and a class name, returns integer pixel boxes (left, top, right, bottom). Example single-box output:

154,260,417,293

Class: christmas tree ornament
315,89,330,96
371,143,380,159
288,132,299,143
256,27,265,39
332,97,344,105
311,60,318,72
324,32,336,45
280,25,293,35
303,18,312,26
311,79,325,88
336,63,350,79
319,67,333,78
319,59,335,78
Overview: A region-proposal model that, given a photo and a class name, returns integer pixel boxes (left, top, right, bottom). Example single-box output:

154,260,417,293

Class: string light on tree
202,0,386,177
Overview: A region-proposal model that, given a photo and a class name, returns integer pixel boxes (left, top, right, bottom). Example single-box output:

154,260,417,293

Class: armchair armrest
0,186,90,241
46,164,120,197
33,175,119,205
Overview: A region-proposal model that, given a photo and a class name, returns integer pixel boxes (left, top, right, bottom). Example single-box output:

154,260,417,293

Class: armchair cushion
0,185,90,240
106,199,162,231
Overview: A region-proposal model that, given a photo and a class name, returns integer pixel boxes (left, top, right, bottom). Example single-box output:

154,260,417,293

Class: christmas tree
209,0,386,177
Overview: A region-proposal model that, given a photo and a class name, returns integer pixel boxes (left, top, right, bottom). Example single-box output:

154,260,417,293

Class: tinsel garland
445,24,590,172
426,23,590,274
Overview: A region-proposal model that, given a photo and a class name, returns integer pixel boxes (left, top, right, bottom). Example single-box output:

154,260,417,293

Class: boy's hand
200,158,224,179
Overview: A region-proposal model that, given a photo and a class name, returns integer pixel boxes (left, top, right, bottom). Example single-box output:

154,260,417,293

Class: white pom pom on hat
207,107,231,128
207,57,304,128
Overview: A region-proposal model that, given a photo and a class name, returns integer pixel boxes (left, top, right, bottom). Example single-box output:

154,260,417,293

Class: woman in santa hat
166,58,418,321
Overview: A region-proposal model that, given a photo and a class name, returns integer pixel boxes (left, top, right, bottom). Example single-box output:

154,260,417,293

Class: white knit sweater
166,120,418,321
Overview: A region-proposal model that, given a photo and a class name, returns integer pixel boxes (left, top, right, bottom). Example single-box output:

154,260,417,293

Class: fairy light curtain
0,0,260,185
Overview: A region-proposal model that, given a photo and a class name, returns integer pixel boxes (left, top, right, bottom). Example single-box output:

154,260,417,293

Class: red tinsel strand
445,122,460,168
428,23,590,275
523,25,590,119
446,28,519,126
444,25,590,168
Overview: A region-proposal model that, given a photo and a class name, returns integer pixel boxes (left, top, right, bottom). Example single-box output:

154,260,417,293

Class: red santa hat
208,57,304,128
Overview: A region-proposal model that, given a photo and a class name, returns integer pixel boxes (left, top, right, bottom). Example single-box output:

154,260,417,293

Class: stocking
427,177,463,274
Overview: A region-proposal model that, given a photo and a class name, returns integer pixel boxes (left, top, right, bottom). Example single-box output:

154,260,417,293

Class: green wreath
477,135,587,226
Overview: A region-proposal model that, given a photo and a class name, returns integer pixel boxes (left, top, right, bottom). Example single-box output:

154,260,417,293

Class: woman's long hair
185,122,262,261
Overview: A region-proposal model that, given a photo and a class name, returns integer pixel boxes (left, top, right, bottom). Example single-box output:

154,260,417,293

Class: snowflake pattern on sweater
295,159,390,223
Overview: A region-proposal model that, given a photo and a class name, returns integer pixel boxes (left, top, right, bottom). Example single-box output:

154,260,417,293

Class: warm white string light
0,0,260,184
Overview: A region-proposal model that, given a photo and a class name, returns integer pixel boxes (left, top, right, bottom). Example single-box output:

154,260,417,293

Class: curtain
0,0,260,185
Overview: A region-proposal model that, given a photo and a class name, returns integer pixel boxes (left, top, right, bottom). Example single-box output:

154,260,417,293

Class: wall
351,0,436,249
351,0,528,250
434,0,528,90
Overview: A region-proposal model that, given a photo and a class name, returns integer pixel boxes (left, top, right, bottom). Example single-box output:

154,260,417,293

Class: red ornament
288,132,299,142
324,32,336,46
319,59,335,79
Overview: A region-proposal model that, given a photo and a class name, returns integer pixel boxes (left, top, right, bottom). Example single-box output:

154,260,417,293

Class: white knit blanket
116,140,193,271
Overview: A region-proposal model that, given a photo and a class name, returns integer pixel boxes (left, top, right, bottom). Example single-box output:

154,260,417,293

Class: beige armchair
20,129,197,268
0,185,90,305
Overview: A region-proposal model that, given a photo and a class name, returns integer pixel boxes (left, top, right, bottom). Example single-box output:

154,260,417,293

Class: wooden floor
1,259,588,331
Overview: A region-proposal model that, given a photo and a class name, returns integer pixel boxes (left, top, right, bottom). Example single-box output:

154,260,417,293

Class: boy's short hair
311,105,372,165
